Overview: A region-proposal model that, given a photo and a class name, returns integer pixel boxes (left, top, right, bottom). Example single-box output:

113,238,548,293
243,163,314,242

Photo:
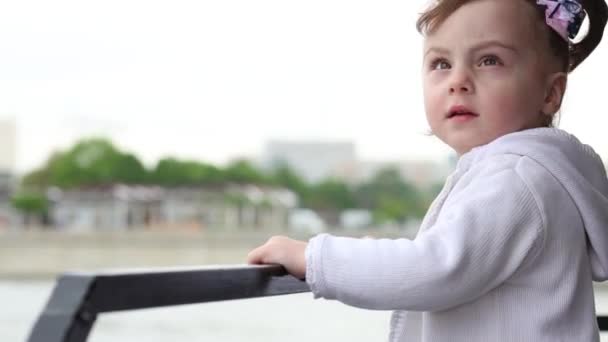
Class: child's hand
247,236,308,280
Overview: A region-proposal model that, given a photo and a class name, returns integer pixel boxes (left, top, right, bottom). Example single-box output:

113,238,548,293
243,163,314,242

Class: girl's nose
448,69,474,94
450,84,470,93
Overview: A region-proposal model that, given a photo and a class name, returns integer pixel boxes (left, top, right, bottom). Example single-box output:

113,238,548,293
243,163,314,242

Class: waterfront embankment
1,227,413,279
0,228,306,279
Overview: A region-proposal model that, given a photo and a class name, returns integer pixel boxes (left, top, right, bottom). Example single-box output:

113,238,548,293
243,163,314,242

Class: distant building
261,140,357,183
0,172,15,229
0,119,17,229
0,172,13,196
49,185,162,231
0,119,16,174
260,139,456,187
49,184,297,231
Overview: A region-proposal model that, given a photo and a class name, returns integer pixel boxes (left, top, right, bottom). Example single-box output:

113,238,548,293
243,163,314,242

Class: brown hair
416,0,608,72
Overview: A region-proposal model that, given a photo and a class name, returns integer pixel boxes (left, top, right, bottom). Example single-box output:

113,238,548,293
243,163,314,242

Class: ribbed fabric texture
305,128,608,342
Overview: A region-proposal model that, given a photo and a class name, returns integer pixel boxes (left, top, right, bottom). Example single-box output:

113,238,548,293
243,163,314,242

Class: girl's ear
542,72,568,117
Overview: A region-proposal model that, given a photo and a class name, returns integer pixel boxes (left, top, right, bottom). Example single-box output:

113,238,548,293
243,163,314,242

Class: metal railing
26,265,309,342
27,265,608,342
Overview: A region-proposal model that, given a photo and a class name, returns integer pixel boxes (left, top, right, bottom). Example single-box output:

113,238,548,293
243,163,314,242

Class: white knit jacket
305,128,608,341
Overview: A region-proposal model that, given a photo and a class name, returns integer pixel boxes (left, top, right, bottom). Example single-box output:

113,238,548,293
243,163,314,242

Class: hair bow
536,0,586,41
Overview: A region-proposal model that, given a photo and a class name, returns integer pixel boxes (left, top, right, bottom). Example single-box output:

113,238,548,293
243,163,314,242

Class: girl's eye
431,59,451,70
479,55,502,67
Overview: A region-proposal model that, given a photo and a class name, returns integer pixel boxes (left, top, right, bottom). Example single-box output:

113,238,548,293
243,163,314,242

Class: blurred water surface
5,281,608,342
1,280,390,342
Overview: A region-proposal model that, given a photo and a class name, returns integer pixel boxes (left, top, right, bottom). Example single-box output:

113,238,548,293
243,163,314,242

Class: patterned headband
536,0,587,41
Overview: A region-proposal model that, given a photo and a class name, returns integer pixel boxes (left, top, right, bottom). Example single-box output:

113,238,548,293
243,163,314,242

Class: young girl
248,0,608,340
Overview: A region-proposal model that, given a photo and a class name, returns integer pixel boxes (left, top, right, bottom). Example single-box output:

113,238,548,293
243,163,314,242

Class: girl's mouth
447,105,479,120
449,113,478,122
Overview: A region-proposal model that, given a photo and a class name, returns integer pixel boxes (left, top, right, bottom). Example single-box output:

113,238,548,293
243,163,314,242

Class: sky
0,0,606,173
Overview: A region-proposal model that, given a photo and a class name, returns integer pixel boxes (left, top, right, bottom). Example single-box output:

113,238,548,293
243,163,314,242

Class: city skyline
0,116,455,175
0,119,454,188
1,0,606,173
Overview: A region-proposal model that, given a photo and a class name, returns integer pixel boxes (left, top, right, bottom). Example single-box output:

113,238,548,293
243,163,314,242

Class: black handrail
26,265,309,342
27,265,608,342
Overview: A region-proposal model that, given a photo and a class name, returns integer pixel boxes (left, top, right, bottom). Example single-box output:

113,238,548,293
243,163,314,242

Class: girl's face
422,0,556,155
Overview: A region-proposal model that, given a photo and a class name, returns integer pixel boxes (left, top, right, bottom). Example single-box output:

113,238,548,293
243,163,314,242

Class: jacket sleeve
304,169,545,312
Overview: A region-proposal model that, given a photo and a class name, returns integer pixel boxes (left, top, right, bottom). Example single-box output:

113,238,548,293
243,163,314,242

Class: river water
2,280,390,342
4,280,608,342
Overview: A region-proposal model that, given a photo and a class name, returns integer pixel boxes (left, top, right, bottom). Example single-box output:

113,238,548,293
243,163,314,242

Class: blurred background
0,0,607,341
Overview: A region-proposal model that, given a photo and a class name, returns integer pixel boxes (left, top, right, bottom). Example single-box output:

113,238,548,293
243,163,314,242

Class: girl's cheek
423,77,443,98
489,91,526,117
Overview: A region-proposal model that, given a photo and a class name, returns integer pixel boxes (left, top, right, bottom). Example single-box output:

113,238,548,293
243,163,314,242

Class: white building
261,140,358,183
260,139,455,188
49,184,297,231
0,119,17,229
0,119,16,174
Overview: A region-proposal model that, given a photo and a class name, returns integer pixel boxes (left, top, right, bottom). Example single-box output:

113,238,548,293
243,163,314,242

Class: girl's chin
450,140,488,156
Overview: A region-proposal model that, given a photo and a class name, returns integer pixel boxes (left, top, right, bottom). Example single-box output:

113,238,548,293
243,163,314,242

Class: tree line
13,138,443,224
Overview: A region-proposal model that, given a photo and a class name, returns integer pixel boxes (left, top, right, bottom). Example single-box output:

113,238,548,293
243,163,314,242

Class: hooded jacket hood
462,128,608,281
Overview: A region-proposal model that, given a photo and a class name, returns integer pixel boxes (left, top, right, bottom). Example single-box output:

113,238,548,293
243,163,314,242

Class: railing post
27,275,97,342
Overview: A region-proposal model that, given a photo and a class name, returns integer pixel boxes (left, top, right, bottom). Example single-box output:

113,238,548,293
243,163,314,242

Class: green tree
223,159,268,184
269,162,308,202
22,138,147,188
304,178,355,211
17,137,437,222
11,192,48,226
150,158,223,186
354,167,425,223
114,153,149,184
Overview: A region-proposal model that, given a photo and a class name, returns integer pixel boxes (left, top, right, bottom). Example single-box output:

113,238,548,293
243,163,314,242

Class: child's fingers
246,236,292,265
247,245,268,264
247,236,282,264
